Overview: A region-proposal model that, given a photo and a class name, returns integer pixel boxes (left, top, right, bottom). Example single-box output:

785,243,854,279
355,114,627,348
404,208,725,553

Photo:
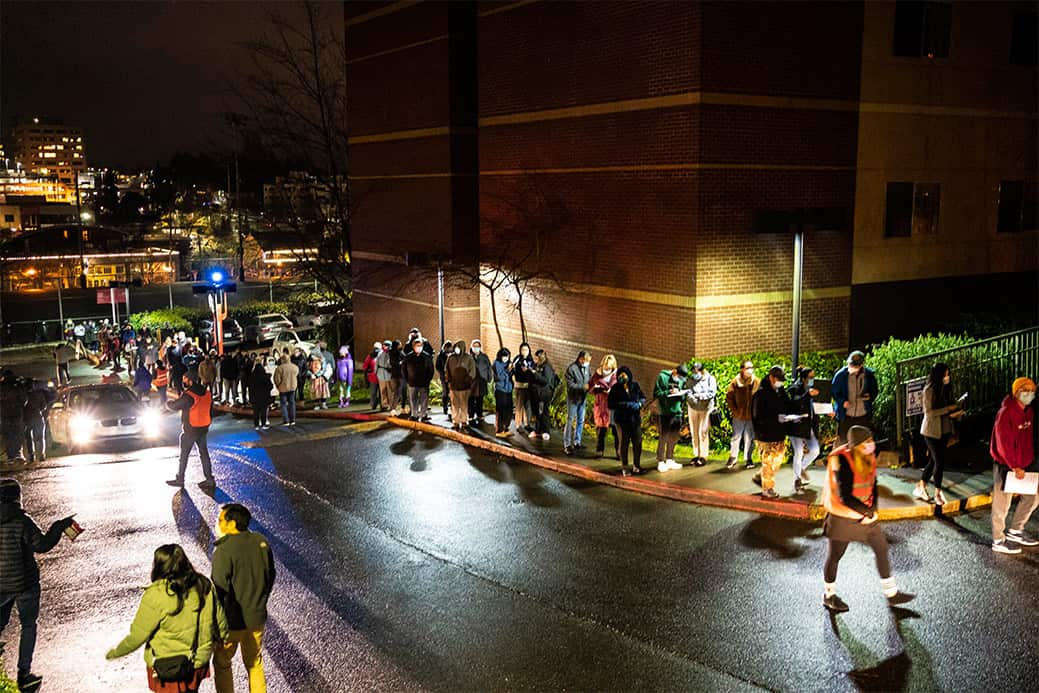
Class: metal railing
895,326,1039,450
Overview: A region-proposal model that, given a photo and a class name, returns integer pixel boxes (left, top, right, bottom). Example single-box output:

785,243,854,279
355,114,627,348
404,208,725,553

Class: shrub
227,300,291,321
128,307,208,333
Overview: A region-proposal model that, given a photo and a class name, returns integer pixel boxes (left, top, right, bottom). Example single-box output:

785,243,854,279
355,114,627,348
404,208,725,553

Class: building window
3,214,13,222
997,181,1039,233
885,182,941,237
893,0,952,58
1010,11,1038,66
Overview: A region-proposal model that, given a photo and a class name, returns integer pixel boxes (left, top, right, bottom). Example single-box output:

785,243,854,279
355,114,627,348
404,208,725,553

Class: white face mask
604,369,615,376
772,379,783,390
473,347,481,354
453,347,461,355
501,356,509,363
861,441,876,455
1019,391,1036,406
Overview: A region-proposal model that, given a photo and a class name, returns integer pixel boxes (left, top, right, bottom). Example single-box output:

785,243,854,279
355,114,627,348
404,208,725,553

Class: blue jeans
790,432,820,482
0,585,41,680
729,418,754,461
279,391,297,423
564,400,585,448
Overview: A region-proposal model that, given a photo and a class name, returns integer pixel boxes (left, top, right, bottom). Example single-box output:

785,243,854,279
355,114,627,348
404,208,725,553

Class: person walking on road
248,361,274,430
686,362,717,467
434,341,453,416
166,371,216,489
53,342,75,386
273,356,299,426
752,365,793,499
725,360,759,470
212,503,276,693
588,354,618,459
1,372,27,463
22,381,53,464
403,338,435,422
512,343,536,434
106,544,228,693
469,340,493,425
608,366,646,476
653,364,688,472
913,362,965,506
563,351,592,456
529,350,558,441
493,348,514,437
787,367,826,495
831,350,878,446
989,377,1038,554
446,341,476,430
0,478,77,692
821,426,915,613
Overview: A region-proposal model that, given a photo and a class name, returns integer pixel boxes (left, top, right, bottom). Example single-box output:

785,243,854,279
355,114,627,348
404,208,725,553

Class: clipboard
813,401,835,416
1004,472,1039,495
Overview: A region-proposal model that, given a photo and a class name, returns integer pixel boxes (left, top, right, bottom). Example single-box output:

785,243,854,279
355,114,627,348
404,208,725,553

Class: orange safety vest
153,369,169,388
184,389,212,428
823,444,877,519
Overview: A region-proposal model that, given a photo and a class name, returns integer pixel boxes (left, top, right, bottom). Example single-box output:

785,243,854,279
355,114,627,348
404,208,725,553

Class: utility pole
791,224,805,372
74,173,86,288
235,154,244,281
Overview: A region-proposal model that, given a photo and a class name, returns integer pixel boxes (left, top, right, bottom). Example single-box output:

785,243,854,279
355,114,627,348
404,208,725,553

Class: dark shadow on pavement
464,449,561,508
827,602,937,692
170,490,215,558
261,618,336,692
738,517,819,559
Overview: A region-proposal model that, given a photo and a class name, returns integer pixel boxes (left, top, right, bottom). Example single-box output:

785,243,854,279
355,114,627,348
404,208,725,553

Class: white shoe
800,469,811,484
657,461,670,472
912,483,931,502
1007,529,1039,546
992,540,1022,555
541,432,550,441
528,431,538,439
666,459,682,470
934,489,947,505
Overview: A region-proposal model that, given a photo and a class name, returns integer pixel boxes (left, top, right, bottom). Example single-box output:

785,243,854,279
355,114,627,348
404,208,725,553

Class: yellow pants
758,441,787,491
214,627,266,693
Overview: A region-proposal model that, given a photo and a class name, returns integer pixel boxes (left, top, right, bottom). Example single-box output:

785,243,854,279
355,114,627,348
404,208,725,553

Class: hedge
128,307,208,333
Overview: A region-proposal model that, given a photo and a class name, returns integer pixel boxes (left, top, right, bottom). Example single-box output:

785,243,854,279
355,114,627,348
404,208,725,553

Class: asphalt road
3,413,1038,692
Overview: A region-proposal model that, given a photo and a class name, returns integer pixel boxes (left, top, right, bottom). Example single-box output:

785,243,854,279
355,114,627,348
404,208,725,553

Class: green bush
227,300,291,321
128,307,208,333
0,667,18,693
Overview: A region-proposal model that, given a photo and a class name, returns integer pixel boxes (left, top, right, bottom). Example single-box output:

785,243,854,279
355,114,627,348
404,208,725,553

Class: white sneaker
541,433,550,441
666,459,682,470
528,431,538,439
992,540,1022,555
934,489,947,505
912,483,931,502
800,469,811,484
657,461,670,472
1007,529,1039,547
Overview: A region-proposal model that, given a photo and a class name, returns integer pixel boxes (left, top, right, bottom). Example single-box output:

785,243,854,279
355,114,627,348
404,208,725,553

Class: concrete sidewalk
214,393,995,522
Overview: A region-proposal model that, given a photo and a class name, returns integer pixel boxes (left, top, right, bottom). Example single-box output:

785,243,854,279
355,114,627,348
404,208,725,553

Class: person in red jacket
361,342,382,411
990,377,1037,554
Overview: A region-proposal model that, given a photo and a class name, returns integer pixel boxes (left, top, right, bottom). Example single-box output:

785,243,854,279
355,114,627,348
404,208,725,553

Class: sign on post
905,377,927,417
96,288,127,304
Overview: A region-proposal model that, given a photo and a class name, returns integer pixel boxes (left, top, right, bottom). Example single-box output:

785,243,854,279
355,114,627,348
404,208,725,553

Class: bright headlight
140,408,161,436
70,414,96,442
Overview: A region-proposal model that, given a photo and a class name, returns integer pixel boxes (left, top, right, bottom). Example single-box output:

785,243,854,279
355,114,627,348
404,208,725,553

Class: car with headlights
49,384,165,453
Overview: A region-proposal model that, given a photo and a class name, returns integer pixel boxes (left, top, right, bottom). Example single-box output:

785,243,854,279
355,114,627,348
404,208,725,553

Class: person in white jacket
685,362,717,467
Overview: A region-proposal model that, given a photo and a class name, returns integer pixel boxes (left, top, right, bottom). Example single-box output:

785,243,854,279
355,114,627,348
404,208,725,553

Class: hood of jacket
0,501,23,524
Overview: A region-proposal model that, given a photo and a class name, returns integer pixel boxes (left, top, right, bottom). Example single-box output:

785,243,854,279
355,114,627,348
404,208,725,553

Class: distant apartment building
9,117,87,187
344,1,1037,383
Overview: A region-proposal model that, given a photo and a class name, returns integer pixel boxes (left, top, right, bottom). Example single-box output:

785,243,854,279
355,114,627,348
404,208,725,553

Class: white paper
1004,472,1039,495
813,402,834,415
778,414,808,423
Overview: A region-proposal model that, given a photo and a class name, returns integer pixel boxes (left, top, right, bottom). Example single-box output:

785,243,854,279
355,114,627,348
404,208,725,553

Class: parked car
198,318,244,345
49,384,166,453
243,313,293,343
272,329,317,357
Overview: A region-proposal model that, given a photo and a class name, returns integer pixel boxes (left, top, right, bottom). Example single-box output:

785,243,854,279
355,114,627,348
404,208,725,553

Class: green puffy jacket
107,578,230,668
654,370,685,417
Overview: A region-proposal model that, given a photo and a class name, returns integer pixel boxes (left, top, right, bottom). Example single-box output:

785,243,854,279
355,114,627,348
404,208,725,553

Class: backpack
185,390,212,427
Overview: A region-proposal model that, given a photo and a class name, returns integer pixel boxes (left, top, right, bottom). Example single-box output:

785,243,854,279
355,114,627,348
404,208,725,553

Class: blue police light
210,271,224,284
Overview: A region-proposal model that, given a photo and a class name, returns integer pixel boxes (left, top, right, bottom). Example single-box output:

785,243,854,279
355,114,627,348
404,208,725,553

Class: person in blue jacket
831,350,878,446
493,348,514,438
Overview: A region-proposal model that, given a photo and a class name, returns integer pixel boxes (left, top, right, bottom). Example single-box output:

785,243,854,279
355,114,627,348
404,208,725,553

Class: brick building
345,0,1038,384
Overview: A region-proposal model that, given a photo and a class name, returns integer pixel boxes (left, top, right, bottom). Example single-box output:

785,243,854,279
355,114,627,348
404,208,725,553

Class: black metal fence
895,326,1039,450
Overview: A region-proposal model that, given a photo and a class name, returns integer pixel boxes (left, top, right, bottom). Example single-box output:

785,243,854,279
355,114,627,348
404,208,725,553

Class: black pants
23,416,46,461
534,397,551,434
439,378,449,413
252,402,270,427
370,380,381,410
618,424,643,469
596,425,618,456
3,423,23,460
469,394,485,421
824,529,892,583
921,433,951,487
176,426,213,481
656,413,681,461
494,391,513,432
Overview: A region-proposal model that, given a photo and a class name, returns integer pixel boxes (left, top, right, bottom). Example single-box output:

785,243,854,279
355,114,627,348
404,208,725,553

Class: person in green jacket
107,544,228,692
654,364,689,472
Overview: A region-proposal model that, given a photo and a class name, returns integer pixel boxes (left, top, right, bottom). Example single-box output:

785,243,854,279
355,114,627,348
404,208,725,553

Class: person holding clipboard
990,377,1038,555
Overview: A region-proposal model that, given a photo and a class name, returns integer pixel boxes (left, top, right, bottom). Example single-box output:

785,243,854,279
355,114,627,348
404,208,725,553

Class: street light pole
791,226,805,371
437,260,445,346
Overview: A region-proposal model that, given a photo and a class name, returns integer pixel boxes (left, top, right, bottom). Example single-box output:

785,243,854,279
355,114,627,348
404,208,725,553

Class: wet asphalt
3,412,1039,692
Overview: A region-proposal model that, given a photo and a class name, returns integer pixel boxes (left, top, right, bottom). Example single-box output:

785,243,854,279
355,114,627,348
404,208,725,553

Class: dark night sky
1,1,338,169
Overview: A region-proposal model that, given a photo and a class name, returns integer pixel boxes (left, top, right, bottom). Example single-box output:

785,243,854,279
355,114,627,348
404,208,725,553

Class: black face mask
618,375,629,385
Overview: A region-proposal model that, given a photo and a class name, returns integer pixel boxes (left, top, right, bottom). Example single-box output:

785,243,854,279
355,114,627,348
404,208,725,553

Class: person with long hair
588,354,619,459
608,366,647,475
914,362,965,505
512,343,536,433
107,544,228,692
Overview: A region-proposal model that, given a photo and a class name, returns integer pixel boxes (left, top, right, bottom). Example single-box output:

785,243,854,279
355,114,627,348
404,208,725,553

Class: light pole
791,227,804,372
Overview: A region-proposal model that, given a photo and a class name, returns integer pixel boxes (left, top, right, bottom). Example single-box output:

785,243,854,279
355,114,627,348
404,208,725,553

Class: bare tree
229,1,352,305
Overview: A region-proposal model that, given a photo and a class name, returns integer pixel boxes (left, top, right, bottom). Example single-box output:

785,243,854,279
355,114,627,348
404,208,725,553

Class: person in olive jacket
211,503,275,693
106,543,229,693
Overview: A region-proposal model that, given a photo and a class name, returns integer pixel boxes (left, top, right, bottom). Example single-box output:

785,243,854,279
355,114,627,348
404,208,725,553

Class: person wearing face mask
375,340,394,413
989,377,1038,554
751,365,793,499
435,341,454,416
528,350,558,441
787,366,825,494
469,340,493,425
493,348,514,437
831,350,878,446
588,354,619,459
821,426,914,613
726,360,760,470
563,351,592,455
362,342,382,411
685,362,717,467
914,362,965,505
512,343,536,434
166,370,216,489
608,366,646,475
654,364,689,472
446,339,476,430
403,338,435,422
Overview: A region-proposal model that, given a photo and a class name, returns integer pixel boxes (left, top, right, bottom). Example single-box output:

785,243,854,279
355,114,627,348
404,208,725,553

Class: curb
214,404,992,521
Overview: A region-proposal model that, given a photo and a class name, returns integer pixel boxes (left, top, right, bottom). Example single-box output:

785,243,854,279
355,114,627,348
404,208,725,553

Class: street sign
97,289,127,304
905,377,927,417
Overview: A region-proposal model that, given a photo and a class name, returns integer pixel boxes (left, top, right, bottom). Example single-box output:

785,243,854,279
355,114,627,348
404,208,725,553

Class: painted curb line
215,404,991,521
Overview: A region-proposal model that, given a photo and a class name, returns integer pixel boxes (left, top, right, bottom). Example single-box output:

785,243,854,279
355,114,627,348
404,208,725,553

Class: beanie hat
847,425,873,450
1012,377,1036,397
0,478,21,503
